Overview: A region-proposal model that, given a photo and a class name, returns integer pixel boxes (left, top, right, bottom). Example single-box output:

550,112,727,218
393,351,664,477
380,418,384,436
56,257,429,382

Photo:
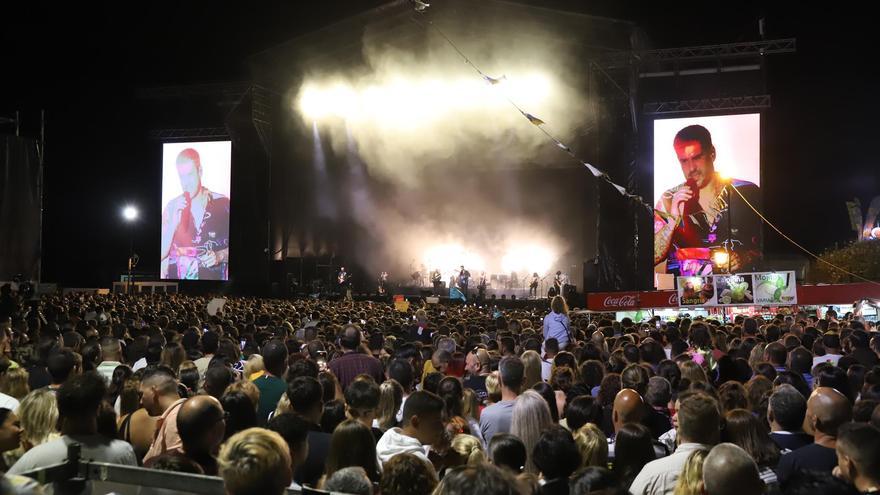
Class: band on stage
336,265,571,301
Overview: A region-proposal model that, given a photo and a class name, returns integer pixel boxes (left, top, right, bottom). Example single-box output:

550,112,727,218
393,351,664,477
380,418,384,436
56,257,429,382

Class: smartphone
360,319,366,325
240,340,246,350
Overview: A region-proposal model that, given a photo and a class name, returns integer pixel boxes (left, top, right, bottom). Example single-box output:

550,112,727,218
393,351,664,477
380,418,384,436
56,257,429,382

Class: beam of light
312,122,337,219
297,72,553,128
345,123,375,224
122,205,138,222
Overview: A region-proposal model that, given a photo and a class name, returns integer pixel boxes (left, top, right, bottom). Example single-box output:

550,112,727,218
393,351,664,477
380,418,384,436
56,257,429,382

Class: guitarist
552,271,564,298
458,266,471,296
377,271,388,295
431,269,443,296
338,267,352,301
529,272,540,298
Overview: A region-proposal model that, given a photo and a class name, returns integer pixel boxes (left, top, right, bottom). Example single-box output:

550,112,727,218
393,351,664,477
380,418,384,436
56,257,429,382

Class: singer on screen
654,125,762,276
161,148,230,280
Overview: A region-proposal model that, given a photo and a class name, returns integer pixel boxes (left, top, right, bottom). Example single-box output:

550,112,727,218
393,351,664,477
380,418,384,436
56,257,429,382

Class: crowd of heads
0,288,877,495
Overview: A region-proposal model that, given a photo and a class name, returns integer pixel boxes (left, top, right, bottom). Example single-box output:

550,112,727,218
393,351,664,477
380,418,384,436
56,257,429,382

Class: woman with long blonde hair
376,379,403,431
573,423,608,469
485,371,501,405
673,448,709,495
679,360,708,386
510,390,553,474
451,434,486,466
520,351,543,390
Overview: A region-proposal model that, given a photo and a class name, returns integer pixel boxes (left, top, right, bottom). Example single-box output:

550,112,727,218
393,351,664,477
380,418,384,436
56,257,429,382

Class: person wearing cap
813,333,844,368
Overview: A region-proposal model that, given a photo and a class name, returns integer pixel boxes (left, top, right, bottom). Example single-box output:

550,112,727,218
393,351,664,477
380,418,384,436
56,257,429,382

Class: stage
384,285,548,301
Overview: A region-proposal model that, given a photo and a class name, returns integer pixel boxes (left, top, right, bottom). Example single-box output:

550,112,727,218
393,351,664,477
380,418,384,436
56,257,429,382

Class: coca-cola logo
603,295,637,307
668,293,679,305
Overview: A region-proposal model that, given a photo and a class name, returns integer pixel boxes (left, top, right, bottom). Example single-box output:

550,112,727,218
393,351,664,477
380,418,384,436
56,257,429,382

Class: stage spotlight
122,205,138,222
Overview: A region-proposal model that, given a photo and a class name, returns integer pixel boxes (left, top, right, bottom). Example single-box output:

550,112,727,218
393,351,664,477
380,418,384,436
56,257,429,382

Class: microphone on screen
684,178,700,211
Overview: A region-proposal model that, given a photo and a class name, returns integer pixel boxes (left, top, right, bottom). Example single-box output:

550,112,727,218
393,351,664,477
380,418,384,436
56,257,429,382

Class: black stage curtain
0,135,41,280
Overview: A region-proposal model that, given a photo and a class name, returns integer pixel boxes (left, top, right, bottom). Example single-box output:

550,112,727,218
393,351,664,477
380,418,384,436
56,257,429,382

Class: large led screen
653,114,761,276
160,141,231,281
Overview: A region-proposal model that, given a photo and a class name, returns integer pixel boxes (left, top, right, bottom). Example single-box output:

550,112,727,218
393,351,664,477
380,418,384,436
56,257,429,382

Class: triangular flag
524,113,545,126
483,75,506,85
583,162,603,177
555,141,572,154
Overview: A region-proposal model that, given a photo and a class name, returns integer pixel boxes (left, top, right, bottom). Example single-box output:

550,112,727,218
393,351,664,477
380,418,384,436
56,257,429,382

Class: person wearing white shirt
629,393,720,495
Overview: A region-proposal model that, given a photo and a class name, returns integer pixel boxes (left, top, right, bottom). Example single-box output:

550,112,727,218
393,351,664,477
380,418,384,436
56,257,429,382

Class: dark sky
2,1,876,287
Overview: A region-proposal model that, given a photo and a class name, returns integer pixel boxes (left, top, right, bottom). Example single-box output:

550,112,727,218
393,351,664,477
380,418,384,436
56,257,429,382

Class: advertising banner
676,271,797,307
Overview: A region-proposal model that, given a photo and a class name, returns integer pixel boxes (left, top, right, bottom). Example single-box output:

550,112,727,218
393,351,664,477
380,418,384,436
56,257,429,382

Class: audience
488,432,527,475
629,393,720,495
702,443,764,495
510,389,553,473
777,386,852,485
218,427,292,495
324,419,380,485
767,383,812,453
480,356,524,442
377,390,446,471
532,425,581,495
142,366,185,464
8,372,137,474
266,413,311,491
170,395,226,475
0,291,877,495
834,422,880,495
378,452,438,495
323,466,373,495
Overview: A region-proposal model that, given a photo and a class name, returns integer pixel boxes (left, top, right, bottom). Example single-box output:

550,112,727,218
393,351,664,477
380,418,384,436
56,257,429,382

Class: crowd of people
0,285,879,495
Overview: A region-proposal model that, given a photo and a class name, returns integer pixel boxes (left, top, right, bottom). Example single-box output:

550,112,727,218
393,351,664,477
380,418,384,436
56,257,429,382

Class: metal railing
19,444,308,495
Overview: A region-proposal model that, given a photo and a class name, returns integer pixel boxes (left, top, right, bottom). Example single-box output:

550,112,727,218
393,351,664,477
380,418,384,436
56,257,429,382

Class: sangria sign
676,271,797,307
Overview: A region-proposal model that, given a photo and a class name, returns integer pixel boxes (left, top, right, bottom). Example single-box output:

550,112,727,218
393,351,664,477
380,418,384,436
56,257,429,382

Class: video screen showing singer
654,125,762,276
161,148,230,280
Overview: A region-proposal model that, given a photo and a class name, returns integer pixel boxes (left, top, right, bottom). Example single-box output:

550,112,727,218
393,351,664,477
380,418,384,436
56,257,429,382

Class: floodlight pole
127,231,134,295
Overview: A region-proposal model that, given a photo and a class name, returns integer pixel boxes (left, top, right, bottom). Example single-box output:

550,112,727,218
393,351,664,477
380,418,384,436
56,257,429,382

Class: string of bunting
410,0,879,284
729,185,880,287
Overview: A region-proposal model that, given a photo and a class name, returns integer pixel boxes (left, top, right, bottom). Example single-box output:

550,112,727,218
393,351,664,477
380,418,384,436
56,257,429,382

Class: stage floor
388,285,549,300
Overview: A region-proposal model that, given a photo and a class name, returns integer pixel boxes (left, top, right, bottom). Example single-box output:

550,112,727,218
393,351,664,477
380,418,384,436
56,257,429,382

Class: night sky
2,1,875,287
